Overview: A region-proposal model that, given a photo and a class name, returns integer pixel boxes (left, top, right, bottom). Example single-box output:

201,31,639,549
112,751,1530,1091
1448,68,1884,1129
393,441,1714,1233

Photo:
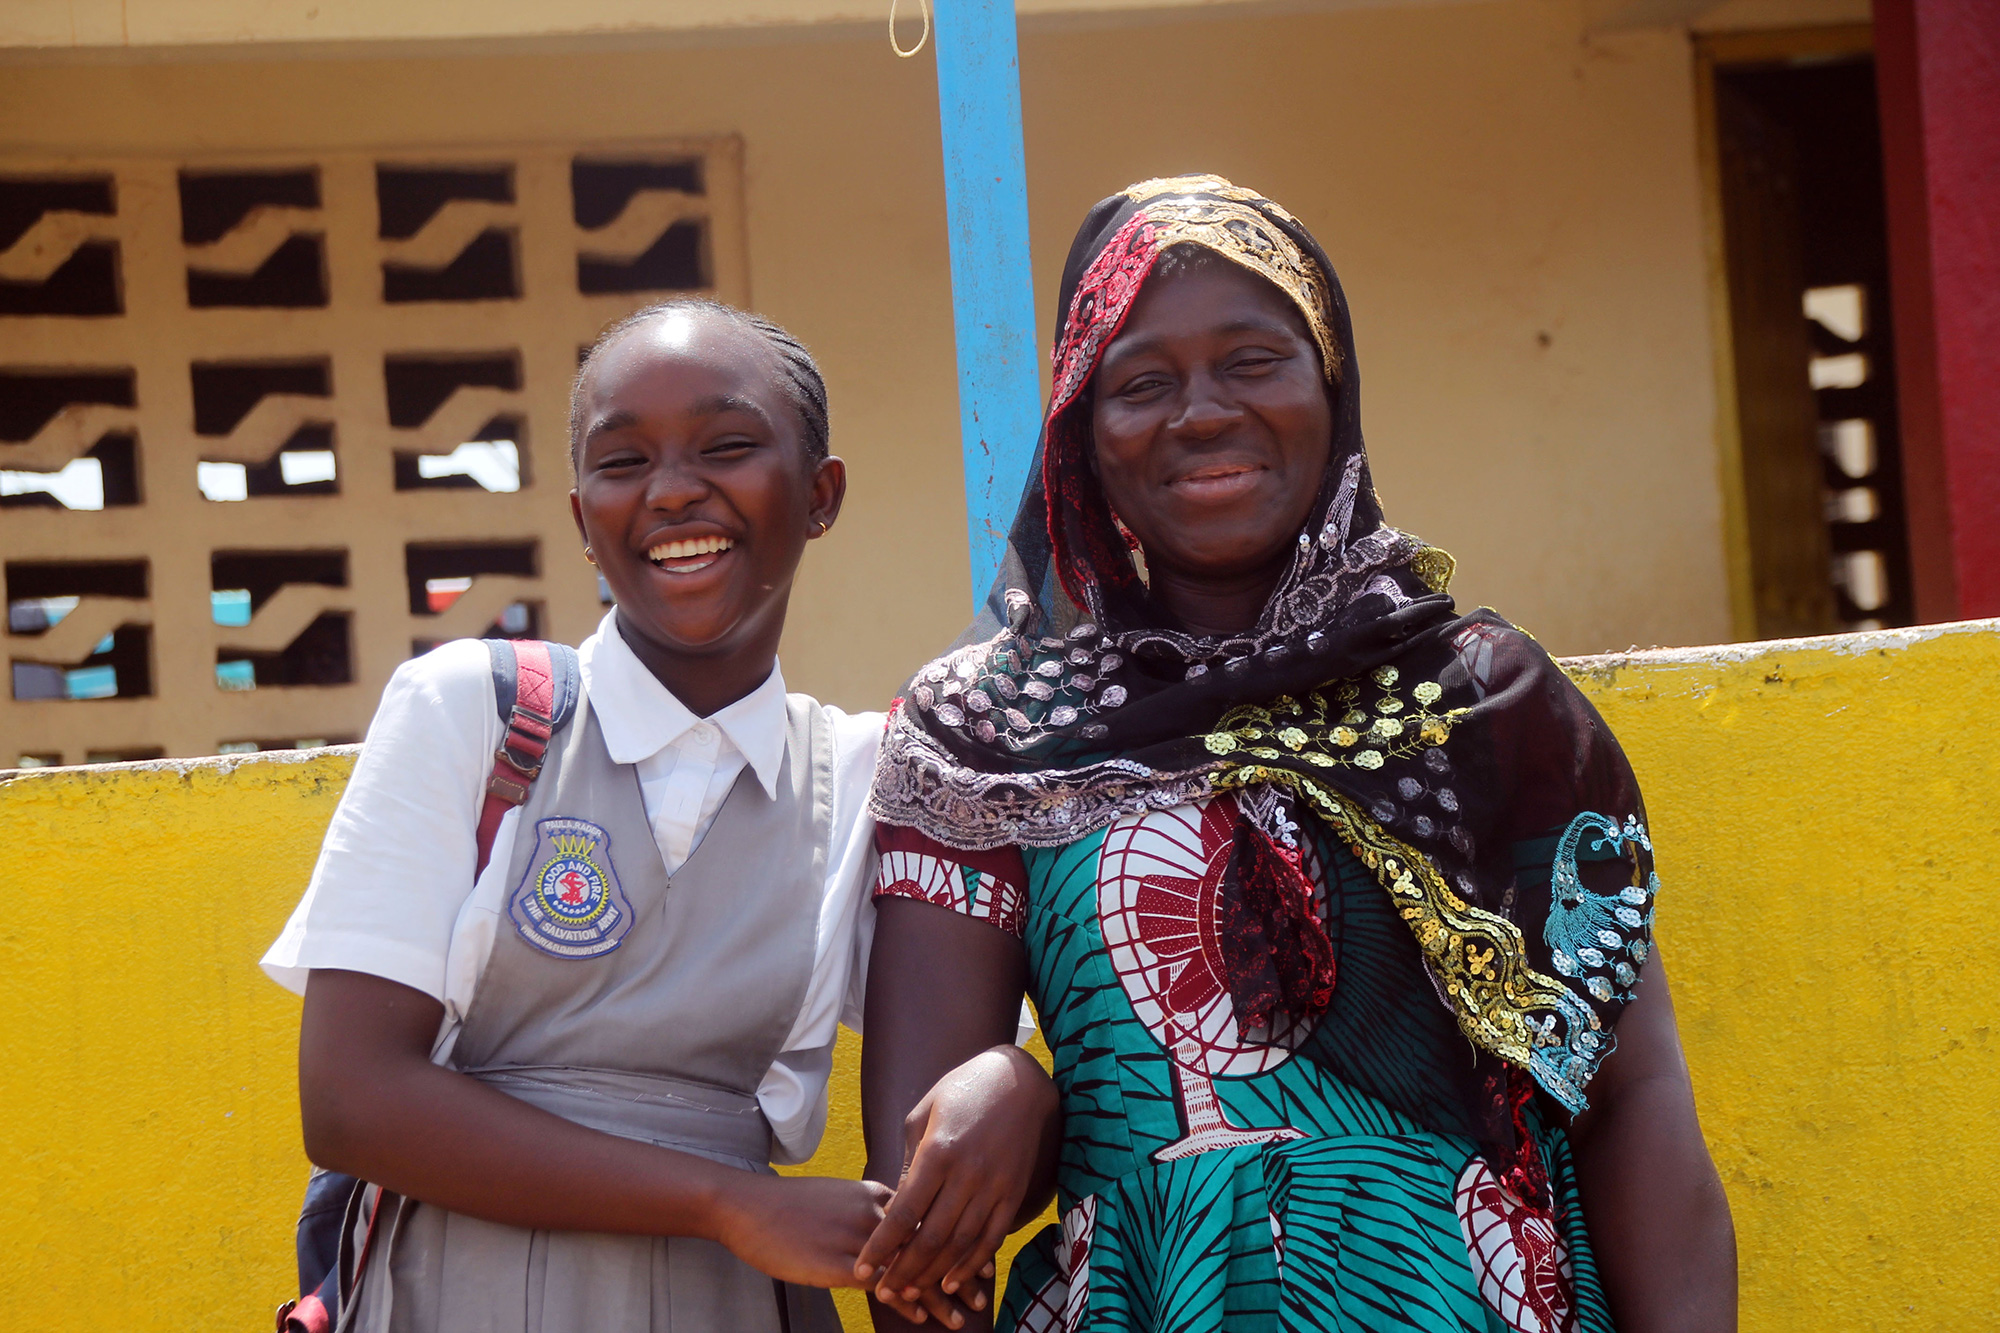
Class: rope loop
890,0,930,57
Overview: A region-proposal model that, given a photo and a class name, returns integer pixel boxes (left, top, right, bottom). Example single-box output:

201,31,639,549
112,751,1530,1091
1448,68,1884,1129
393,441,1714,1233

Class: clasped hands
716,1045,1055,1327
858,1044,1061,1328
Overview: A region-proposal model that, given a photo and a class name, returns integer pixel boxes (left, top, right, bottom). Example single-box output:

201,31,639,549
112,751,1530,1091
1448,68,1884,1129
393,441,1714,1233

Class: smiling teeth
648,537,734,562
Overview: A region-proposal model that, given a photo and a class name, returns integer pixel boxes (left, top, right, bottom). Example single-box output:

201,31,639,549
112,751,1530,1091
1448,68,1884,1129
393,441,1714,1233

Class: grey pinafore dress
341,689,843,1333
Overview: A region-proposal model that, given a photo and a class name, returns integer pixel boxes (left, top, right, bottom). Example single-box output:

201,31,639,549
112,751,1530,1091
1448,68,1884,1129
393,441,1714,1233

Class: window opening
572,159,703,229
190,360,331,436
0,176,114,249
217,735,353,754
210,549,351,688
411,602,540,657
0,434,138,510
84,746,164,764
190,360,336,500
0,368,134,441
0,177,121,315
578,222,706,295
181,170,325,309
13,752,62,768
0,369,137,513
197,425,338,502
1709,47,1909,635
7,559,146,602
187,233,325,309
382,353,518,428
394,415,523,492
7,557,152,701
214,611,349,688
405,540,535,612
377,166,513,239
377,165,519,304
0,244,121,317
384,230,518,303
8,594,77,633
573,157,708,295
179,169,317,245
405,540,540,649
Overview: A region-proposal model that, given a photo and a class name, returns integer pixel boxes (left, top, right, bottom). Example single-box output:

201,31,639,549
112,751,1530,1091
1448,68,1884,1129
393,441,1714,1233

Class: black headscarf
872,176,1657,1192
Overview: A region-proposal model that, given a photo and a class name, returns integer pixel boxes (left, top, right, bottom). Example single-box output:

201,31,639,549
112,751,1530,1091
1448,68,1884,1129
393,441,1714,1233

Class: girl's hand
715,1174,894,1289
856,1045,1061,1316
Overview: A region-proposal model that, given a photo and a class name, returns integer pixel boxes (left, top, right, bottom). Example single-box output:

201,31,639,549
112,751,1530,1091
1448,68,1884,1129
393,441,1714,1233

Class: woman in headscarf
859,176,1735,1333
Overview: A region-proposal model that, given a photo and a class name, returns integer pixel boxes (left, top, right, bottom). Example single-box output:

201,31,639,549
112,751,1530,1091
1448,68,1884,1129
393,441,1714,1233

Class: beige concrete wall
1021,0,1731,660
5,0,1737,722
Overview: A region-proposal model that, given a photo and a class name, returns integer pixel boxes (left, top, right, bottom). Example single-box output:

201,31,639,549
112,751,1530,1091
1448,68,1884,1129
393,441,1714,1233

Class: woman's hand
857,1044,1061,1315
713,1174,895,1290
862,897,1042,1331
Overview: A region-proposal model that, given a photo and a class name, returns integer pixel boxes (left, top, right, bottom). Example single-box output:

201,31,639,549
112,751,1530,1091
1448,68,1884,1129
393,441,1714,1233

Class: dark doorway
1708,36,1909,636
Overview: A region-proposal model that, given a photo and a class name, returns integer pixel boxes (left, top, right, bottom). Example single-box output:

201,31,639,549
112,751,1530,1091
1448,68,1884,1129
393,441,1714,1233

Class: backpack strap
475,639,582,878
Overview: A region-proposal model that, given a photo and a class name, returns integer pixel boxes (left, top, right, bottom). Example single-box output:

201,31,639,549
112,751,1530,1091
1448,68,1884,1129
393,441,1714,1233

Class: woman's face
1089,260,1332,603
569,310,842,660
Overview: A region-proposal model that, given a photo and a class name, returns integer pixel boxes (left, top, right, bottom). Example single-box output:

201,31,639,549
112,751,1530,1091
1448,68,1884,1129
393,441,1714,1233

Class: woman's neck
1145,551,1290,638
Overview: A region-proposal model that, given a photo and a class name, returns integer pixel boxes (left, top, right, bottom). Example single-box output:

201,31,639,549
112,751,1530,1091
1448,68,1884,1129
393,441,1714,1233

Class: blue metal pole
932,0,1042,606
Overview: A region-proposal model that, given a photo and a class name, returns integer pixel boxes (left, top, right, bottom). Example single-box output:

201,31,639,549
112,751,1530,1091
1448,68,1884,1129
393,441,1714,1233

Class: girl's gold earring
812,521,829,538
584,547,596,565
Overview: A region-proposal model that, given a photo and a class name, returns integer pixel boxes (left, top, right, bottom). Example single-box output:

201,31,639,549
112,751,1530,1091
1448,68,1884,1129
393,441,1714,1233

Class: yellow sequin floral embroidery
1200,674,1467,777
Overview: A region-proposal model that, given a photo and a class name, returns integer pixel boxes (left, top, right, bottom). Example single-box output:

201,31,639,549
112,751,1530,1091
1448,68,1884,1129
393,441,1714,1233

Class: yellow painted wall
4,0,1737,736
1560,621,2000,1329
2,619,1994,1330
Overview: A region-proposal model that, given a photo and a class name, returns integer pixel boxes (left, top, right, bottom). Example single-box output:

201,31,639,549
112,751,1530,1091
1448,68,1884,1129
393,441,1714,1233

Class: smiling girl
263,300,891,1332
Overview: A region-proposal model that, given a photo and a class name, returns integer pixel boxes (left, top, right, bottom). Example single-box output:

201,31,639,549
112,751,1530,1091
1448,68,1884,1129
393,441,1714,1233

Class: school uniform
263,610,880,1332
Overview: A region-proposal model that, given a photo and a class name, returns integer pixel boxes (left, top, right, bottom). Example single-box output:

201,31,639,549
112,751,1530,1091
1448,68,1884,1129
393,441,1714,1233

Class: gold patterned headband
1121,176,1341,382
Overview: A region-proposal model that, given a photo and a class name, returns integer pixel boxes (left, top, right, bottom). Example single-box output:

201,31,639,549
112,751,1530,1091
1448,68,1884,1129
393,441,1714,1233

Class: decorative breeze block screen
0,140,748,765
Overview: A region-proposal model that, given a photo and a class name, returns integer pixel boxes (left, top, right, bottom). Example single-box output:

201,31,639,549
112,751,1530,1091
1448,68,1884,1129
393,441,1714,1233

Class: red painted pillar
1875,0,2000,621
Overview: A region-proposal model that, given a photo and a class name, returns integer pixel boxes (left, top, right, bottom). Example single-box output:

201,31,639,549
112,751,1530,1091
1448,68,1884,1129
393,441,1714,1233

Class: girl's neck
615,611,779,720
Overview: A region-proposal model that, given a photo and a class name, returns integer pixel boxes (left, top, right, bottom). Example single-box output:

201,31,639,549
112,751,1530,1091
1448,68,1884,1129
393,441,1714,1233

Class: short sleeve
260,639,500,999
762,701,881,1163
873,824,1028,938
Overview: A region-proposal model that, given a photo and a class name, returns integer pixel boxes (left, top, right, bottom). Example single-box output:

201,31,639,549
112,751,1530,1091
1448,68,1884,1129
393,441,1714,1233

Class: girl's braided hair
568,298,830,472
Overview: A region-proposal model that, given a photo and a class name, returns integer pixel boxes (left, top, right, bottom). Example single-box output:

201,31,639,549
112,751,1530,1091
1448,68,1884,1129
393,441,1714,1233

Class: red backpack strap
475,639,581,878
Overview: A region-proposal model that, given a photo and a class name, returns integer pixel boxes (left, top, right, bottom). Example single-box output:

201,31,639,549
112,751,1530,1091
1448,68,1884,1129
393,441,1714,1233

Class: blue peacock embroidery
1545,813,1658,1005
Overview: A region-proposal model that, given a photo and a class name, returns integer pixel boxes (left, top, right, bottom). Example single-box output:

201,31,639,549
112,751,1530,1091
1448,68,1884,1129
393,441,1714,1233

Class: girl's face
1089,261,1331,595
570,311,843,663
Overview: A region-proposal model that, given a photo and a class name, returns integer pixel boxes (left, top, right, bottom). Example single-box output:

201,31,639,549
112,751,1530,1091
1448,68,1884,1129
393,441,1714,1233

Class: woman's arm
859,897,1059,1329
300,968,889,1288
1566,951,1737,1333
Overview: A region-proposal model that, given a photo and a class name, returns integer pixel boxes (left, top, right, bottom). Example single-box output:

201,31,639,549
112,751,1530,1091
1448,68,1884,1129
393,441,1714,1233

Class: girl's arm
858,898,1060,1330
300,968,889,1288
1566,951,1738,1332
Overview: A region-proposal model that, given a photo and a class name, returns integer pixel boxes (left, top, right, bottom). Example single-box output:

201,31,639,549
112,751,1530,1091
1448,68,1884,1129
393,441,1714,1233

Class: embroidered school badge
509,817,633,959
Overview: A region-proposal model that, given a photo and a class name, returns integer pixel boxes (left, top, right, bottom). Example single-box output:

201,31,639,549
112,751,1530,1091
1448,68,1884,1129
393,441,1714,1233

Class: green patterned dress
877,793,1613,1333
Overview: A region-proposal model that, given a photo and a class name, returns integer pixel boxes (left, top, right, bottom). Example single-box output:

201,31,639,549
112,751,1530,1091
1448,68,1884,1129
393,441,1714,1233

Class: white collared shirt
262,609,882,1163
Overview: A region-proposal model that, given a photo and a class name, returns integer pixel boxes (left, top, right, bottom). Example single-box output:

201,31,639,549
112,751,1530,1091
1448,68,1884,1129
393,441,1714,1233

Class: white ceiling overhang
4,0,1735,59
